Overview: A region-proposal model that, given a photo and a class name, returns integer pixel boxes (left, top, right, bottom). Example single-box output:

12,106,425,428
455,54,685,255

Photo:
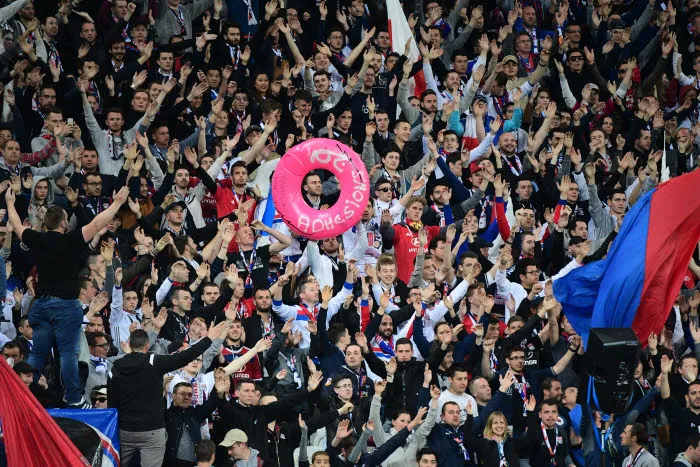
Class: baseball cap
474,93,488,104
164,200,187,213
586,83,599,91
90,387,108,401
531,296,545,308
502,55,518,64
244,125,263,138
469,160,483,174
219,429,248,447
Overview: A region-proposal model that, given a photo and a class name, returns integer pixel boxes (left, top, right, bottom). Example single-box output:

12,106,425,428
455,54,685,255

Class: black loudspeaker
587,328,640,415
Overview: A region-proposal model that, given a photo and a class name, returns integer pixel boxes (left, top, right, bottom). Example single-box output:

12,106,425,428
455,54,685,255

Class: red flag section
0,358,90,466
632,170,700,346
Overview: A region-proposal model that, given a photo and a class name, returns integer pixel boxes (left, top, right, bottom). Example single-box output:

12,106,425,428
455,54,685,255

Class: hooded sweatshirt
28,175,56,227
671,452,694,467
235,448,262,467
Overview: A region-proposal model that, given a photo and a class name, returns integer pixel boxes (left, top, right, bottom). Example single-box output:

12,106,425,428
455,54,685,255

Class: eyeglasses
526,269,540,276
569,56,584,62
95,397,108,403
377,187,391,192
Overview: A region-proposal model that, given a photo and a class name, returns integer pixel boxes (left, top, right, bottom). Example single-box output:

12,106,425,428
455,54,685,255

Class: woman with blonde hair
462,371,520,466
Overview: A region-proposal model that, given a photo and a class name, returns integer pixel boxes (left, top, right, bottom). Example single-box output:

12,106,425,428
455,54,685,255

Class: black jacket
214,389,311,461
384,358,425,419
165,389,221,464
108,336,212,431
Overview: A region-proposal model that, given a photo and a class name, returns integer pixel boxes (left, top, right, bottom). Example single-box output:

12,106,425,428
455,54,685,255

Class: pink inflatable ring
271,139,370,241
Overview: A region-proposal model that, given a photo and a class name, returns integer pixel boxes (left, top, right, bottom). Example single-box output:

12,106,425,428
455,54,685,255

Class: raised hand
307,370,323,391
374,379,387,395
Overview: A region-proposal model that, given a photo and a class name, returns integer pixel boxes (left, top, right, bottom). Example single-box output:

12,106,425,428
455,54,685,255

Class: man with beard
219,319,264,388
230,220,292,293
211,23,246,71
103,38,151,88
363,294,397,362
242,288,277,348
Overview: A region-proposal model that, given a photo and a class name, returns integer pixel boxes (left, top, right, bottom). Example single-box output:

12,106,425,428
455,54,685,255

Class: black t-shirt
22,229,88,299
230,244,271,291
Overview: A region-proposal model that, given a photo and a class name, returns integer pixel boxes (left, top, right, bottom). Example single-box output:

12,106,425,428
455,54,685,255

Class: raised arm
222,338,271,376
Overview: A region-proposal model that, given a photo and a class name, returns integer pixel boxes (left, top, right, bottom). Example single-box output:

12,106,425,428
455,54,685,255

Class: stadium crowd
0,0,699,465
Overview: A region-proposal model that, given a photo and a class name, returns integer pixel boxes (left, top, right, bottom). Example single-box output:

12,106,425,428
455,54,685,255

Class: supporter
0,0,697,466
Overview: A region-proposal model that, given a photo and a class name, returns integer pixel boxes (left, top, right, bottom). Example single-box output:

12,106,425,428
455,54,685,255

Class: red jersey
214,178,257,222
221,344,263,389
391,224,440,284
223,297,255,320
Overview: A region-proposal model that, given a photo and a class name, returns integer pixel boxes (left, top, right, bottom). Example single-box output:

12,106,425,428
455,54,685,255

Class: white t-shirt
436,389,478,425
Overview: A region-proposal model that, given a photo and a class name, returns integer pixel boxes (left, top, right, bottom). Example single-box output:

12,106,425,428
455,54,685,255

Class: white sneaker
67,398,92,409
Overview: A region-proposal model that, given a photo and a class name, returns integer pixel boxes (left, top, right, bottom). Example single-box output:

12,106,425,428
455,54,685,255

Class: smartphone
67,118,74,125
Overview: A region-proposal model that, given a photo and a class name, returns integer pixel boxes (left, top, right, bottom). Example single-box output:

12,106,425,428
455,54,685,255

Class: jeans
120,428,167,467
27,297,84,404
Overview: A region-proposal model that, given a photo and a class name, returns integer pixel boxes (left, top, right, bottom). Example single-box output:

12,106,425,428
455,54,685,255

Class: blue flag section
47,408,120,467
553,168,700,348
260,189,276,237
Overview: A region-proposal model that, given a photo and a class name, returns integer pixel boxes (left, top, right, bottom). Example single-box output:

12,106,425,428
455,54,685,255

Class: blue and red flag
553,169,700,348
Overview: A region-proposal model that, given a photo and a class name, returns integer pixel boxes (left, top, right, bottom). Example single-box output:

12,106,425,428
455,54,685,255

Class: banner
0,357,88,466
47,408,121,467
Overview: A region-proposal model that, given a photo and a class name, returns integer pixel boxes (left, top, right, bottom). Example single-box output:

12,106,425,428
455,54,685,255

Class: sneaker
67,398,92,409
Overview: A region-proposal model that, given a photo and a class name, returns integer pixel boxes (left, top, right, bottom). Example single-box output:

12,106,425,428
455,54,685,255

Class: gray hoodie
28,175,56,227
234,448,261,467
672,452,694,467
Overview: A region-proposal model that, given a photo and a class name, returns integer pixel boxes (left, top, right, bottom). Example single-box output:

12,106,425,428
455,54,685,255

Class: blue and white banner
47,409,120,467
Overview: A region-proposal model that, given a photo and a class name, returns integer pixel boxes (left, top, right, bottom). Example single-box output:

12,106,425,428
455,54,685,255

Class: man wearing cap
562,48,608,104
90,387,109,409
219,429,261,467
